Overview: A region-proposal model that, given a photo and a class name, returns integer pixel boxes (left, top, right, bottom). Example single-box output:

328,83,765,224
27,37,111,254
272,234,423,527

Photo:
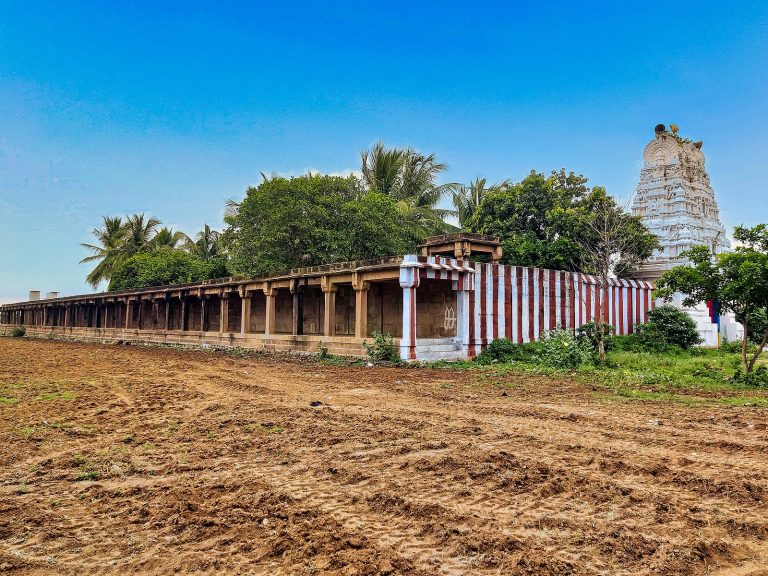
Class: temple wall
416,279,456,338
367,283,402,338
0,255,657,362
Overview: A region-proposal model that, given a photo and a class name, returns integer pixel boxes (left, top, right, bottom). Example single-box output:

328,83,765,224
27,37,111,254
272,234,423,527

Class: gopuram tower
631,123,730,281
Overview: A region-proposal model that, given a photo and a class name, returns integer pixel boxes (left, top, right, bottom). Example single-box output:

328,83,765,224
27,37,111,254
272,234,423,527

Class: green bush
9,327,26,338
634,323,672,352
720,339,743,354
577,321,614,351
538,328,594,370
474,338,540,364
362,331,400,364
733,365,768,389
645,306,701,349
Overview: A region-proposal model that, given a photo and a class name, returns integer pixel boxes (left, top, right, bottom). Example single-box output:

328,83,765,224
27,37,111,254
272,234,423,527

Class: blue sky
1,1,767,302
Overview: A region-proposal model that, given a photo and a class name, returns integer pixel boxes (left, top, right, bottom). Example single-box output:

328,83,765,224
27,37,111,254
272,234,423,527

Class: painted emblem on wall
444,305,456,330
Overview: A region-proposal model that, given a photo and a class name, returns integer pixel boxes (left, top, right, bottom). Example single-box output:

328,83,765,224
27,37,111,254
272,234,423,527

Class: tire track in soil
2,339,768,575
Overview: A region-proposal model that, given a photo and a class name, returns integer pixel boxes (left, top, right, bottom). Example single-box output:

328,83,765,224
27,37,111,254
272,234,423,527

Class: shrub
474,338,540,364
633,323,672,352
362,331,400,364
9,327,25,338
645,306,701,349
538,328,594,370
577,321,614,351
733,365,768,389
720,339,743,354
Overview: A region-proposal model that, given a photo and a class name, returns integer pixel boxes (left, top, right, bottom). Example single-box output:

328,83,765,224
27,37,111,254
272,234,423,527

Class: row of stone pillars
3,275,374,339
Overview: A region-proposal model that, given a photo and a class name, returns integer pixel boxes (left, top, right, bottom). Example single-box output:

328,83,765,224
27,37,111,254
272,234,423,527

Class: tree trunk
742,317,750,374
598,334,606,363
748,326,768,373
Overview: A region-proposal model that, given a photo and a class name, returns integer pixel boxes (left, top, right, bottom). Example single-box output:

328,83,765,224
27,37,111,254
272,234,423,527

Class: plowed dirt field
1,338,767,575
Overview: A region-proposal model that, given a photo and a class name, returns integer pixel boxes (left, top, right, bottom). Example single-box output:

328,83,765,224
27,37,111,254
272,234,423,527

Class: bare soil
1,338,768,575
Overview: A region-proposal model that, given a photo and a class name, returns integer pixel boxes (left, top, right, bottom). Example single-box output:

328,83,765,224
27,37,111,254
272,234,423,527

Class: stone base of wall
1,326,376,358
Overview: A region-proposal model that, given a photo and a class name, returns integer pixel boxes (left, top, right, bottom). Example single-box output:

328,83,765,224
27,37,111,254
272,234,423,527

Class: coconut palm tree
80,216,127,289
151,227,190,250
187,224,221,260
121,213,162,257
360,142,458,237
452,177,509,228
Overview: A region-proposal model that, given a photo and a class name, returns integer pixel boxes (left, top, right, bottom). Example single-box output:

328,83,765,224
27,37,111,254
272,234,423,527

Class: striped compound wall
399,256,655,360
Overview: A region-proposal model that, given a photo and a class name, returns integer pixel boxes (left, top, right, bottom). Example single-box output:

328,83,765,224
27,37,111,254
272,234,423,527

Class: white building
631,123,742,346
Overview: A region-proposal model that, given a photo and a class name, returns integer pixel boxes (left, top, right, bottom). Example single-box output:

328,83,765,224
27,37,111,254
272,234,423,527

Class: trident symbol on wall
444,306,456,330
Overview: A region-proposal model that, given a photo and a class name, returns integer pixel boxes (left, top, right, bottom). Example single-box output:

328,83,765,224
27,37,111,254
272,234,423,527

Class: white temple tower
631,123,741,345
632,123,730,280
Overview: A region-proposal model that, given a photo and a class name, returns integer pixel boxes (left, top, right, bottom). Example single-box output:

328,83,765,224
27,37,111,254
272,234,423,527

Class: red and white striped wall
399,256,655,360
466,263,655,356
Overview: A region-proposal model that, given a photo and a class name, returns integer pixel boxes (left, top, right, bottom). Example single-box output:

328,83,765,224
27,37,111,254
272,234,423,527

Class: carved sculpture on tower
631,123,730,281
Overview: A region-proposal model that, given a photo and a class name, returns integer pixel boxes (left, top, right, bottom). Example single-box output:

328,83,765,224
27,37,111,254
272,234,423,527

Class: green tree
467,170,592,270
151,227,190,250
80,216,127,289
575,188,659,360
361,142,457,237
467,170,656,274
186,224,221,260
224,174,415,276
656,224,768,374
121,213,162,257
108,250,226,291
452,177,509,228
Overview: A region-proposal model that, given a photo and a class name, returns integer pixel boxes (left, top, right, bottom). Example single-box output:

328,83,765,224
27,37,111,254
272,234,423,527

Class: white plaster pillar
399,255,420,362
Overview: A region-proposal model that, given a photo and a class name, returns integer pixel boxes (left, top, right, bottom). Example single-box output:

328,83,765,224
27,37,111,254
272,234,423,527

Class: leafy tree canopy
81,213,224,290
467,170,656,274
656,224,768,374
108,250,228,291
223,174,416,277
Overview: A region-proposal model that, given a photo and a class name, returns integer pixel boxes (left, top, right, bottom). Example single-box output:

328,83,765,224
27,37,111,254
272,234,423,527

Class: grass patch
243,423,285,434
74,470,100,482
0,396,19,405
35,391,76,401
13,426,37,439
440,344,768,406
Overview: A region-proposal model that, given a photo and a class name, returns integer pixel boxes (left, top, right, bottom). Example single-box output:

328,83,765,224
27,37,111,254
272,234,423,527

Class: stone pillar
125,300,132,329
164,298,171,330
321,276,337,337
291,283,304,336
181,298,188,331
491,245,503,264
220,294,229,333
240,289,251,335
264,285,276,336
399,255,420,361
200,297,208,332
353,273,369,339
152,299,159,330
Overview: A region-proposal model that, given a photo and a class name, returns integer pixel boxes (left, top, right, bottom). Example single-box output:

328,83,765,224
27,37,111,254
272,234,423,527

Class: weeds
74,470,100,481
35,391,76,401
363,331,400,365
